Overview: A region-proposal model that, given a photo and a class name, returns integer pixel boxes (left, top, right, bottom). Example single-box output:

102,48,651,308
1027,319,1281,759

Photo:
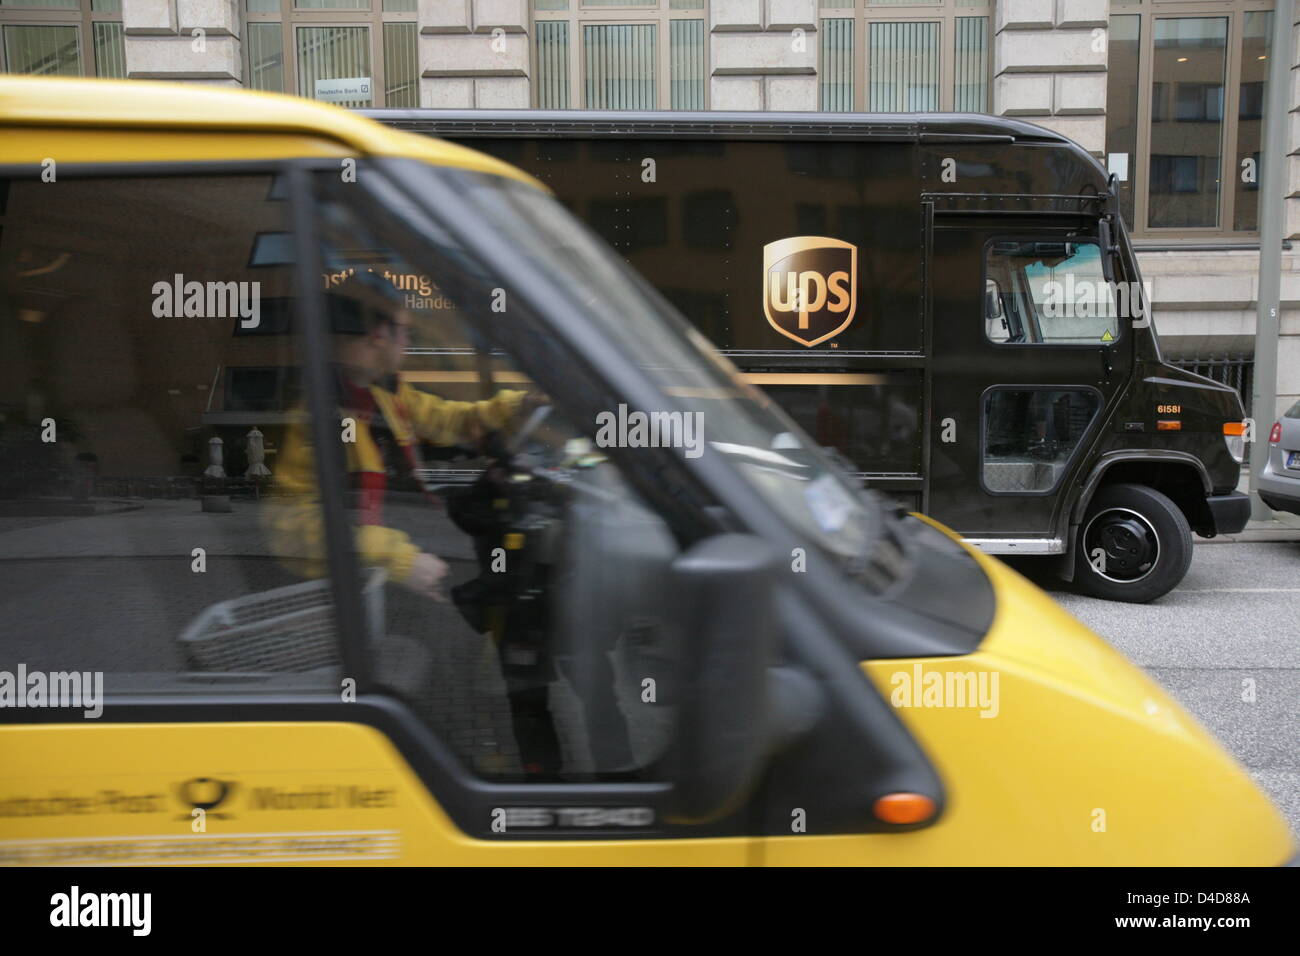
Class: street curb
1197,529,1300,544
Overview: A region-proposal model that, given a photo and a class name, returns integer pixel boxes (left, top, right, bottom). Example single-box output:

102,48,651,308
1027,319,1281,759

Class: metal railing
1167,353,1255,419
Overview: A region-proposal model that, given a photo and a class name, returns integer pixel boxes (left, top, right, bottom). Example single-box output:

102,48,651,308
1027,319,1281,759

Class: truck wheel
1075,483,1192,603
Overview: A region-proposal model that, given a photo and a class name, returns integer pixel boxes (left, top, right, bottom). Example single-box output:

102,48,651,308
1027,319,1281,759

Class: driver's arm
396,380,526,446
261,418,425,584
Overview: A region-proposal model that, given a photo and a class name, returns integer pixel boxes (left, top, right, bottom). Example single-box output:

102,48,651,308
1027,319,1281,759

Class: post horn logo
763,236,858,347
176,776,237,820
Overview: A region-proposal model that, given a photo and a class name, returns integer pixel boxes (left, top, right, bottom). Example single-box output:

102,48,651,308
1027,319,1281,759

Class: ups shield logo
763,236,858,347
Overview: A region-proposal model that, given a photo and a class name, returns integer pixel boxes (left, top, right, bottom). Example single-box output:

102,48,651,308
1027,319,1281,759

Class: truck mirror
666,534,784,823
984,279,1003,320
1097,217,1117,283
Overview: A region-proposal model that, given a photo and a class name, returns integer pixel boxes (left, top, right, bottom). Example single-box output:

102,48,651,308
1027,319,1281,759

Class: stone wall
992,0,1107,154
711,0,816,111
124,0,241,84
419,0,529,109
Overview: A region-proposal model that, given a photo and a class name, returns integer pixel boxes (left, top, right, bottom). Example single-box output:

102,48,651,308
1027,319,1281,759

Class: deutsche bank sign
315,77,372,103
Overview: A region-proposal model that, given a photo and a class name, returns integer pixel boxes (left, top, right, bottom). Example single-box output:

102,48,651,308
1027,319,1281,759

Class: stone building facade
1,0,1296,415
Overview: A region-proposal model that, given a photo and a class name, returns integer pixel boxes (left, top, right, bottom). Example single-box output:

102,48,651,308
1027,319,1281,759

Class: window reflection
1148,18,1227,229
1234,11,1272,232
1105,15,1141,230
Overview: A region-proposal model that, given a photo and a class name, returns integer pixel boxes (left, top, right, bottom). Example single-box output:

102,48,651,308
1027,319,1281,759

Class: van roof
0,76,540,187
361,108,1078,147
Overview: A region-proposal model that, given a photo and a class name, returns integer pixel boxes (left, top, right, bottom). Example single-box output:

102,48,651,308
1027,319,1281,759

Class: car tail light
1269,421,1282,444
1223,421,1247,463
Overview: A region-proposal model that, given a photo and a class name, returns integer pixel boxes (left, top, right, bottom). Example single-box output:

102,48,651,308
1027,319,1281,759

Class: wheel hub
1085,508,1159,583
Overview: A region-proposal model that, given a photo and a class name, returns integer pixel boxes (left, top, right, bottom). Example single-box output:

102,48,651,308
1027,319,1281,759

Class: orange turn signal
1223,421,1248,436
1157,420,1181,431
873,792,937,825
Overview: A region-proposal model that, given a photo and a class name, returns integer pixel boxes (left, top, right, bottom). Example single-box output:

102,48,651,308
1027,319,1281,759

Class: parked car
1258,400,1300,515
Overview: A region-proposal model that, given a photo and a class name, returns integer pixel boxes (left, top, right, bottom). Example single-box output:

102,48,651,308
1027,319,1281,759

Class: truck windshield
398,164,879,564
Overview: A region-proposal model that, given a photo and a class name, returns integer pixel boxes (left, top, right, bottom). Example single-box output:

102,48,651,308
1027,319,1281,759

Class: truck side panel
458,136,926,498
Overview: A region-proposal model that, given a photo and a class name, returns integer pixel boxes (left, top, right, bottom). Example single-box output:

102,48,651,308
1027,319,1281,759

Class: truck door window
983,388,1101,493
985,240,1119,346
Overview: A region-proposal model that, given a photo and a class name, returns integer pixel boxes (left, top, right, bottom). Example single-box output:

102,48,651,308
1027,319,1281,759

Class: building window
952,14,985,112
0,0,124,77
818,0,990,113
247,21,284,92
532,0,706,109
381,20,416,106
243,0,417,107
584,22,655,108
821,17,853,110
1233,10,1271,232
1105,2,1274,238
536,18,570,108
869,21,938,110
1148,17,1228,229
668,16,703,109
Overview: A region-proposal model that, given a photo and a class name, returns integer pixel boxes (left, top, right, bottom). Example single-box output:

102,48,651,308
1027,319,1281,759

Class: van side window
983,388,1101,493
306,175,684,783
0,173,344,694
985,240,1120,346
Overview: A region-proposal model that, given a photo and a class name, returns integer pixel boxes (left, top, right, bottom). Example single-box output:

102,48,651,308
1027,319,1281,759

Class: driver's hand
404,552,449,602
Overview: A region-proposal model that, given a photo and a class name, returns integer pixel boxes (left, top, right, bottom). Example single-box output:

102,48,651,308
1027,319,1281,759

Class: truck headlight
1223,421,1247,464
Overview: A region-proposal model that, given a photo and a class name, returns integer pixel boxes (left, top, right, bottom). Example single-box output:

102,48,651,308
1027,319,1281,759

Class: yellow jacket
264,377,524,583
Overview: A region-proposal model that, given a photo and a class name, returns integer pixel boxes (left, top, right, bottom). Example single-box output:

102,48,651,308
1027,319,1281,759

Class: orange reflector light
873,793,937,825
1223,421,1247,436
1157,420,1181,431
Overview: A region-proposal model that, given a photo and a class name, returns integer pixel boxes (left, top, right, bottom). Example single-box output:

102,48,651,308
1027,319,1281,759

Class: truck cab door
926,215,1132,549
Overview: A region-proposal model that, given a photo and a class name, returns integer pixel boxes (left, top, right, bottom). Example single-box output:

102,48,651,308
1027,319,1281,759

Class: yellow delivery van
0,77,1291,866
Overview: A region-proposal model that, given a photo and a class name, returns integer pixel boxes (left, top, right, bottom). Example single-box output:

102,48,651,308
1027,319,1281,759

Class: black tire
1074,483,1192,603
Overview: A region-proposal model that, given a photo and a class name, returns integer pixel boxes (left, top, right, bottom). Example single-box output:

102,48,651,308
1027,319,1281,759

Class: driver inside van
264,271,530,601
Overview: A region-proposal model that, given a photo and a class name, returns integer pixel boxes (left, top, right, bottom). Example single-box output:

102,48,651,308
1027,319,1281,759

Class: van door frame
0,156,718,846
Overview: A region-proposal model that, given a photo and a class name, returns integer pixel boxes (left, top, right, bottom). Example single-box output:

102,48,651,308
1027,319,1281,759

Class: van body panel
0,128,356,164
0,723,752,865
848,556,1292,866
0,76,542,188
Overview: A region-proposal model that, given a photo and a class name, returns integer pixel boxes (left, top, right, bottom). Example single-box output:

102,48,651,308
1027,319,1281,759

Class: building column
711,0,817,111
123,0,242,84
1276,4,1300,412
1287,5,1300,242
992,0,1107,154
420,0,530,108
